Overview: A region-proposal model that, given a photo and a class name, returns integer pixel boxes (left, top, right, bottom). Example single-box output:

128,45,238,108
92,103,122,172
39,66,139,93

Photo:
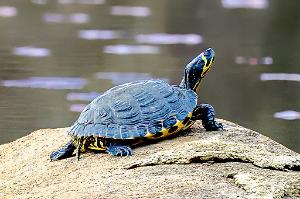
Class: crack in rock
125,139,300,171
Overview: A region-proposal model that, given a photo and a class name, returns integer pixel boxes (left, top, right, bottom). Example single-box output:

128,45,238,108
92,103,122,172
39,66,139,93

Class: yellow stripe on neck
200,54,211,78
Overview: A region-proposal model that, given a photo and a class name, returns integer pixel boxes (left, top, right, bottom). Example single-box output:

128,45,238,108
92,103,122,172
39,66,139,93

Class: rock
0,119,299,199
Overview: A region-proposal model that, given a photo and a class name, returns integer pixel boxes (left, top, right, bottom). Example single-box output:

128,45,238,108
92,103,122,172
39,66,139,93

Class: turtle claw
204,121,223,131
106,144,132,156
192,104,223,132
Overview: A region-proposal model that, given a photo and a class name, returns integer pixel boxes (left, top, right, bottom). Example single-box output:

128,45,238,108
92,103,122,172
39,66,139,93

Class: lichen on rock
0,119,299,199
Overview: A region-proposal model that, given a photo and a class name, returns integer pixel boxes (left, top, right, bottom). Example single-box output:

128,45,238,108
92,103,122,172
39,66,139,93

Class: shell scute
148,120,163,134
112,98,133,112
69,80,198,139
94,124,107,137
176,110,189,121
162,116,177,129
107,124,120,139
84,124,93,137
138,95,156,107
119,126,132,139
136,124,148,137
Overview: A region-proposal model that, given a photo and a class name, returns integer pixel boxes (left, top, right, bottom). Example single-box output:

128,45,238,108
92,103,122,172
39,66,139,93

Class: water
0,0,299,152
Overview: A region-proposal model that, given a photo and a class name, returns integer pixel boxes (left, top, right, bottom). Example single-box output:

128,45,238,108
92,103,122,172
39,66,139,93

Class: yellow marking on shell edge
88,137,107,151
88,146,106,151
145,112,194,139
183,120,195,130
183,112,195,130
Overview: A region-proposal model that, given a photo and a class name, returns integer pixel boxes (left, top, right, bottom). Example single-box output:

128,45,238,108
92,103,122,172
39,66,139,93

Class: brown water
0,0,299,152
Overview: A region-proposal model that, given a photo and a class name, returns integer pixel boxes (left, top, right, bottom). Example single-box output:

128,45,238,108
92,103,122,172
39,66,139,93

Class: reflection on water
78,30,123,40
32,0,105,5
95,72,154,85
0,6,17,17
0,0,299,153
110,6,151,17
1,77,87,90
31,0,48,4
13,46,51,57
70,104,88,112
103,45,160,55
235,56,273,65
67,92,101,101
58,0,105,5
43,12,90,24
43,13,65,23
274,111,300,120
222,0,268,9
78,31,203,45
135,33,202,45
260,73,300,82
68,92,101,112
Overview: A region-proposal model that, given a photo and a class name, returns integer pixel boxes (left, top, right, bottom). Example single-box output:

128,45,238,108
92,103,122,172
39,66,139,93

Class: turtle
50,48,223,161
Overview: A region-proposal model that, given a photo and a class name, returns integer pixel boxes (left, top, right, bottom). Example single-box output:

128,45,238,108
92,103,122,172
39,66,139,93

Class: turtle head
179,48,215,91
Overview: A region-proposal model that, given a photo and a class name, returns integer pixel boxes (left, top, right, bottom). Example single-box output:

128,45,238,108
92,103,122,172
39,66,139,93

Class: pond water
0,0,299,152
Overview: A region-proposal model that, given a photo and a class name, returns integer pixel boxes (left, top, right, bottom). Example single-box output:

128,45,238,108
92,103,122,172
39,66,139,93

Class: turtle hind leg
50,140,75,161
192,103,223,131
106,143,132,156
76,138,84,161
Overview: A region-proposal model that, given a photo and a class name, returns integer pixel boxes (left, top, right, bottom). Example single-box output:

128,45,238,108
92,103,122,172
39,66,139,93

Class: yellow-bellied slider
50,48,223,161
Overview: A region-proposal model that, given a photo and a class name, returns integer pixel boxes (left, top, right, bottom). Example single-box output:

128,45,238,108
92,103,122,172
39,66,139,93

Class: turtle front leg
192,103,223,131
106,143,132,156
50,140,76,161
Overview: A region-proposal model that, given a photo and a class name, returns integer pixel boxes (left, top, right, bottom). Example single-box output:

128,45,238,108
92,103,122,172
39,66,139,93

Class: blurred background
0,0,299,152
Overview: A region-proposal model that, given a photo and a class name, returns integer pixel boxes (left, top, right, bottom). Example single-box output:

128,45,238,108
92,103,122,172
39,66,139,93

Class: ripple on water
235,56,273,65
78,29,123,40
0,6,17,17
95,72,154,86
103,45,160,55
135,33,203,45
31,0,48,4
221,0,268,9
13,46,51,57
32,0,105,5
260,73,300,82
274,110,300,120
58,0,105,5
1,77,87,90
70,104,88,112
42,12,90,24
110,6,151,17
67,92,101,101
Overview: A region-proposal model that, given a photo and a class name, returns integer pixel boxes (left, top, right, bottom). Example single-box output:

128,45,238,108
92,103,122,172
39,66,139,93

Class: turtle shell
69,80,197,139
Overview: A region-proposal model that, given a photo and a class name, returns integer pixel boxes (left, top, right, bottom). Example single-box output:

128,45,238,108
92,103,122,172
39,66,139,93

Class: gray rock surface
0,119,299,199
